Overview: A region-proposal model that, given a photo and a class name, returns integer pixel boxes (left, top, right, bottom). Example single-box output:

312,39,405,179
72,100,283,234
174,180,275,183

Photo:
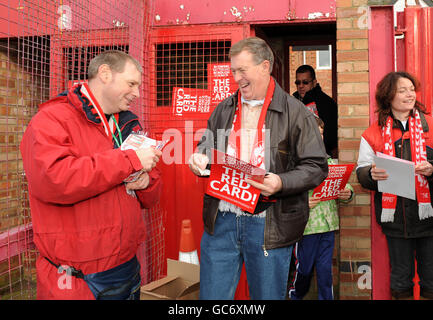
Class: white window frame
316,45,332,70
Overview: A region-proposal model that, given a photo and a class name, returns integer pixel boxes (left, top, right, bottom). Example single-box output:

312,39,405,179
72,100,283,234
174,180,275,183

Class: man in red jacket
20,51,162,300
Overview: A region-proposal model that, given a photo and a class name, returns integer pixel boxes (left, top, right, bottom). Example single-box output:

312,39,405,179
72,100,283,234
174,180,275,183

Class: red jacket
357,112,433,238
20,85,161,299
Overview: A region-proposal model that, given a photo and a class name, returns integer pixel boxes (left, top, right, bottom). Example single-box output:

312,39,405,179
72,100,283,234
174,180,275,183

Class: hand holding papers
121,132,167,183
189,153,210,176
373,152,415,200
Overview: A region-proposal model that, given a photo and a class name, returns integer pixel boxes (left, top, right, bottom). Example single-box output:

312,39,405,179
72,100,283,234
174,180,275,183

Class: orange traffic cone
179,219,199,265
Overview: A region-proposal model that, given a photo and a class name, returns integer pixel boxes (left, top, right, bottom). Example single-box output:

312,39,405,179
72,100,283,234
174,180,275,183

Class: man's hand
245,173,282,197
135,147,162,172
188,153,210,176
126,172,150,191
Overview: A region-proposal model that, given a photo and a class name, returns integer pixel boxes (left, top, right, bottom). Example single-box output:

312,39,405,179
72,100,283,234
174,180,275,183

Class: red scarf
381,110,433,222
226,77,275,169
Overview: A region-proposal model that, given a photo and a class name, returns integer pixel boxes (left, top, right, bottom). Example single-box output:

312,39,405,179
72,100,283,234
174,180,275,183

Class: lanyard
110,114,123,148
81,83,122,148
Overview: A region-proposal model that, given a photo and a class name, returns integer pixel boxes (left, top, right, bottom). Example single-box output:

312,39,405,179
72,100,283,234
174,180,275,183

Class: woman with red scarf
357,72,433,300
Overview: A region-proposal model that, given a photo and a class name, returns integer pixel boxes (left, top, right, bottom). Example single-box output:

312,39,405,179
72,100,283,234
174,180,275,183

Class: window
316,45,332,70
155,40,231,107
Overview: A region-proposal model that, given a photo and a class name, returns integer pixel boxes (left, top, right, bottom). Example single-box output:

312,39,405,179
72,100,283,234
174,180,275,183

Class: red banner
312,164,355,201
206,149,266,213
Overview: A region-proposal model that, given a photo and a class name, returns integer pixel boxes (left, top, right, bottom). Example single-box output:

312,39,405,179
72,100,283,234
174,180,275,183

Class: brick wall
336,0,372,299
0,49,42,299
0,50,40,232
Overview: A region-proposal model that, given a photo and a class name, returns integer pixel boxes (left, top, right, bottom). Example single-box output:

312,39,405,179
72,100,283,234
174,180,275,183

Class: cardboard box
140,259,200,300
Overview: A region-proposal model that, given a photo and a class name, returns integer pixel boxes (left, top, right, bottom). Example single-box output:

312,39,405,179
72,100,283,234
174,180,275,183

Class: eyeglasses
295,80,313,85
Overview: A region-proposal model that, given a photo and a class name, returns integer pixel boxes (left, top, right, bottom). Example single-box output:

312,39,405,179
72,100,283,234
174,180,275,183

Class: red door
147,24,248,277
369,5,433,300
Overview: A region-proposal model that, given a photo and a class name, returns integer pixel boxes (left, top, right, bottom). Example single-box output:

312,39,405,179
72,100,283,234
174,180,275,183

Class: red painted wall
153,0,336,26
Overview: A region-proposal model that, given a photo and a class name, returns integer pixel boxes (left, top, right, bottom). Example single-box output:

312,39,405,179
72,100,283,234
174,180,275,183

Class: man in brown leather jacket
189,37,328,300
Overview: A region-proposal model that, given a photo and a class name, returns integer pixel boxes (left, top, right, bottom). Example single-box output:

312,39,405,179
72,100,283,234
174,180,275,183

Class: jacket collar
66,84,103,125
391,111,429,132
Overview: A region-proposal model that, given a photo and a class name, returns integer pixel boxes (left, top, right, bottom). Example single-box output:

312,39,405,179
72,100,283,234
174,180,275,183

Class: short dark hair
87,50,142,80
229,37,274,73
375,71,425,126
295,65,316,80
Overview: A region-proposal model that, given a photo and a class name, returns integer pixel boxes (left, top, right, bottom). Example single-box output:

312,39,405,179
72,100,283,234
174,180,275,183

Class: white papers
373,152,415,200
120,132,168,185
121,132,168,152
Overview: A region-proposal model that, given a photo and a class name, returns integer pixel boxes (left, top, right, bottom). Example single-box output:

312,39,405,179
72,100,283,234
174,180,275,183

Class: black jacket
197,79,328,250
294,84,338,156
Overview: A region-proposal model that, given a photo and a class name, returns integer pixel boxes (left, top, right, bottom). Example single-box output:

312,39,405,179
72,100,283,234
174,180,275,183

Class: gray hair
229,37,274,73
87,50,142,80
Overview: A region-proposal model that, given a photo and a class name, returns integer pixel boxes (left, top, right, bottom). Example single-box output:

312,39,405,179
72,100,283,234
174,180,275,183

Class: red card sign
206,149,266,213
172,87,212,117
171,63,238,117
312,164,355,201
207,63,237,105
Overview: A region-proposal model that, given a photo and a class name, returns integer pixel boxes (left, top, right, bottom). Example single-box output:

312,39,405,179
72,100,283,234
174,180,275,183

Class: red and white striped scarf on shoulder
381,109,433,222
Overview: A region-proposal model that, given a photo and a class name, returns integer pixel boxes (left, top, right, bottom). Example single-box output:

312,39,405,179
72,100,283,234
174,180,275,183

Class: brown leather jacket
197,80,328,250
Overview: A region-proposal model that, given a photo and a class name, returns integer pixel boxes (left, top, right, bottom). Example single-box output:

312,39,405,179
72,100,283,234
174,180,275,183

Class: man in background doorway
293,64,338,158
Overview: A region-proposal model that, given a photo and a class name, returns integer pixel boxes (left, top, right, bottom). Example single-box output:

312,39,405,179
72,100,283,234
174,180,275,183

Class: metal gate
0,0,163,299
147,24,248,266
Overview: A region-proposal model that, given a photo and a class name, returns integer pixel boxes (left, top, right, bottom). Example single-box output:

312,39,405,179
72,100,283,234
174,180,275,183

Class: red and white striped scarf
226,77,275,169
381,110,433,222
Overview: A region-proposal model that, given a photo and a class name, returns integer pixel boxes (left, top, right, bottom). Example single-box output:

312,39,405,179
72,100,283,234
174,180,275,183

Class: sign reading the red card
312,164,355,201
171,63,238,117
172,87,212,117
207,63,237,105
206,149,266,213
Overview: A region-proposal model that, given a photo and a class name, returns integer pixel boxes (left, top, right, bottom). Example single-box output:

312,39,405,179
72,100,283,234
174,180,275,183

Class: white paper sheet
373,152,416,200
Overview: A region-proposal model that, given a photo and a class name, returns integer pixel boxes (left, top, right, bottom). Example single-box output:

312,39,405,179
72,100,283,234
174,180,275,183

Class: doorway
254,22,338,299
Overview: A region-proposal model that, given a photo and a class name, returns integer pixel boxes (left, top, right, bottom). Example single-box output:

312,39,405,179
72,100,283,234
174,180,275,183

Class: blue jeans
199,211,292,300
288,231,335,300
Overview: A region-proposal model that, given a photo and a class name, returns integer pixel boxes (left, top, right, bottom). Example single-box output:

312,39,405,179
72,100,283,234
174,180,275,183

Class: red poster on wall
171,63,237,117
206,149,266,213
312,164,355,201
172,87,212,118
207,63,237,105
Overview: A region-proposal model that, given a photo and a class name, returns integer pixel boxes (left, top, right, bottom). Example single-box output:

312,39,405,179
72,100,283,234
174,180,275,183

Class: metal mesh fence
0,0,164,299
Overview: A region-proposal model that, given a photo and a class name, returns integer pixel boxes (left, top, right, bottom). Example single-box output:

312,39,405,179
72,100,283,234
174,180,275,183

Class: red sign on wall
312,164,355,201
172,87,212,118
207,63,237,105
206,149,265,213
171,63,237,117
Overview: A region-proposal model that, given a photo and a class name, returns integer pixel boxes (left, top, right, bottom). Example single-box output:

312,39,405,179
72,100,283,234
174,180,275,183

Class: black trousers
386,236,433,298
